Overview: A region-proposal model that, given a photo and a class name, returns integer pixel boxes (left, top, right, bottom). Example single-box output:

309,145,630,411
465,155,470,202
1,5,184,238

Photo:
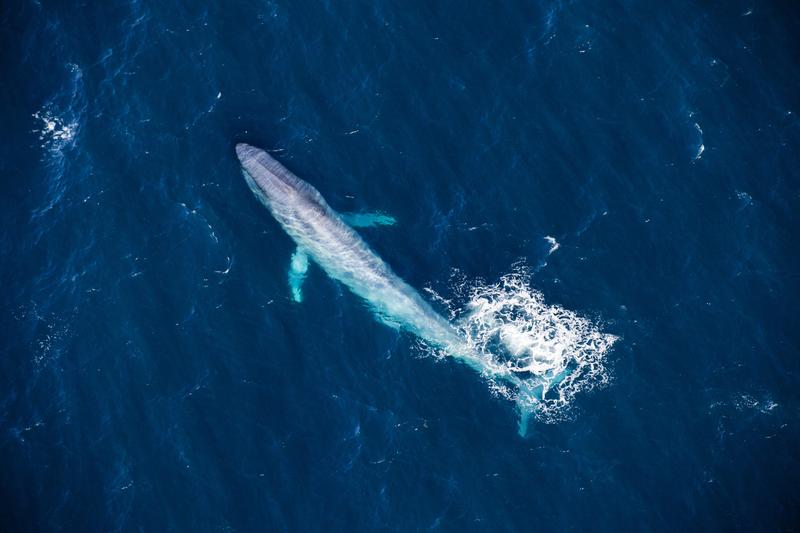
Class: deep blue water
2,0,800,530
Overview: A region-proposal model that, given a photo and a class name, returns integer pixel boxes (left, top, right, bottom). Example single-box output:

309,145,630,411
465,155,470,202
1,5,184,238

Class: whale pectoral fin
288,248,310,303
341,211,397,228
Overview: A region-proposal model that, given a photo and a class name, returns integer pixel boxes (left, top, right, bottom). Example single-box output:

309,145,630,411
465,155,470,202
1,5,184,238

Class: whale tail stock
514,379,540,437
494,369,539,437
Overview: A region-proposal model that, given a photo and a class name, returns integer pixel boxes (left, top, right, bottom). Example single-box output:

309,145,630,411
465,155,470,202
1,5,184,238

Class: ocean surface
2,0,799,530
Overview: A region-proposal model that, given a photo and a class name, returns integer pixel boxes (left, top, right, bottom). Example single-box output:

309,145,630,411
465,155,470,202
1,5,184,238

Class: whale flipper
288,213,392,303
341,212,396,228
288,248,309,302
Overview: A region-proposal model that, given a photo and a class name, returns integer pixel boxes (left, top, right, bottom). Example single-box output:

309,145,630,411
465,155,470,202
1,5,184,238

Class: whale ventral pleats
236,143,327,206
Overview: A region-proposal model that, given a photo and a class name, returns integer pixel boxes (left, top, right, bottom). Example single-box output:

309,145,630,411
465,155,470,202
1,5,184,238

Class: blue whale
237,143,537,433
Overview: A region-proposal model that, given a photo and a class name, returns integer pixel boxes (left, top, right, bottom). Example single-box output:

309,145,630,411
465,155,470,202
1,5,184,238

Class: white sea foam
693,122,705,160
444,264,618,423
30,105,83,219
33,109,78,149
544,235,560,255
736,190,752,204
694,144,705,160
32,64,83,153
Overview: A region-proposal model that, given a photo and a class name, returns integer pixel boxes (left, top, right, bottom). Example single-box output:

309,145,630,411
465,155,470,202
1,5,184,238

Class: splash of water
430,264,618,426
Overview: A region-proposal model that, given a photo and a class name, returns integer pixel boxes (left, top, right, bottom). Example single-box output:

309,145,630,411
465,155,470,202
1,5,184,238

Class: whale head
236,143,329,219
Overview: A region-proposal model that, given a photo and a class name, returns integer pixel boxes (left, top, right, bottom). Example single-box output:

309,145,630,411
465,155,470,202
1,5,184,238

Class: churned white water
431,264,618,424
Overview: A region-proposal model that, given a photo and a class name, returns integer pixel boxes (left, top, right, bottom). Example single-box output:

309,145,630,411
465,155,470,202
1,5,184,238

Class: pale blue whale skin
236,143,533,431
